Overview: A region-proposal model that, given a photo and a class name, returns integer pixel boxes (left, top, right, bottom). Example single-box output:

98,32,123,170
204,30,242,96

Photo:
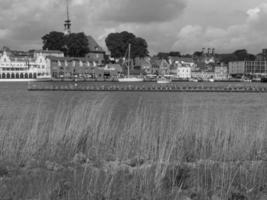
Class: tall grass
0,92,266,199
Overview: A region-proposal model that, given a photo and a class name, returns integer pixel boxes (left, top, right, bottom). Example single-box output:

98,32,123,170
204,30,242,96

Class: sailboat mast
128,43,131,78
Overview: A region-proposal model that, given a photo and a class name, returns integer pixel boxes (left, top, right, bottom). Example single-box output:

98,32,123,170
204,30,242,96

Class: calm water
0,82,267,135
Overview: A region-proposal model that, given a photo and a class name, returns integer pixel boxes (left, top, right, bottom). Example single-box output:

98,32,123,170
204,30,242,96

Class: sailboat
118,44,144,82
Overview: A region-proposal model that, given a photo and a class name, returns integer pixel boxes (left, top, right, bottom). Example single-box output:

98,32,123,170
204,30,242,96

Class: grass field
0,83,266,200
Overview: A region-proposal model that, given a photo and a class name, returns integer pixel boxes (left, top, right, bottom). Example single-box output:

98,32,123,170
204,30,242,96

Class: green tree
157,52,169,59
234,49,255,61
42,31,65,52
105,31,149,59
65,33,89,57
42,31,90,57
169,51,181,57
131,37,149,58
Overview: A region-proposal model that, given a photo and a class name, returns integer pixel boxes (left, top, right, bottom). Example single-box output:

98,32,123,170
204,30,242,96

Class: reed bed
0,91,266,200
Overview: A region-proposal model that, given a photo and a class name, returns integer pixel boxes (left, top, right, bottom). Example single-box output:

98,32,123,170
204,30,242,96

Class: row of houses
0,49,229,81
1,48,266,81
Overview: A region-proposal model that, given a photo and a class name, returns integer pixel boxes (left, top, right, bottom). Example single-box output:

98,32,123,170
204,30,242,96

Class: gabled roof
150,57,162,66
169,56,194,63
47,56,92,62
35,50,63,54
87,35,105,52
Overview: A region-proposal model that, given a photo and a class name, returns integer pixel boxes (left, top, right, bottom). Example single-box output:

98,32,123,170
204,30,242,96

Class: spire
64,0,71,35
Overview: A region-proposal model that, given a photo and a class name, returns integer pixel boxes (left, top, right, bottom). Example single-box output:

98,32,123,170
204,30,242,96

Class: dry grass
0,91,266,199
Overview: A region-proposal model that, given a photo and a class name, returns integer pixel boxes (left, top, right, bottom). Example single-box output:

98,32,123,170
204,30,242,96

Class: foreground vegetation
0,91,266,200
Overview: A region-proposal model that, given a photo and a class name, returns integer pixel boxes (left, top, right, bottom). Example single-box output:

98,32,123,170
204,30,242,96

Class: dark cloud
99,0,186,23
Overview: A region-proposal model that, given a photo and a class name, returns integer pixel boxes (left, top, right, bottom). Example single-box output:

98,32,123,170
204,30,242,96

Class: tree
42,31,65,52
42,31,89,57
234,49,255,61
131,37,149,58
65,33,89,57
169,51,181,57
193,51,203,57
105,31,149,59
157,52,169,59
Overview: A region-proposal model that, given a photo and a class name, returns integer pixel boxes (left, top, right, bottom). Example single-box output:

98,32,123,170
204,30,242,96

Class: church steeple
64,0,71,35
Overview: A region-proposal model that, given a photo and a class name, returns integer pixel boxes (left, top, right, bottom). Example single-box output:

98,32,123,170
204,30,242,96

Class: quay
28,82,267,93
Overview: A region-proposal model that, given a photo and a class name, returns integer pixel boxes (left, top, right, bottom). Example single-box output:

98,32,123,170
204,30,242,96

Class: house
168,56,195,68
228,61,245,76
0,50,50,79
191,71,215,80
177,66,191,79
214,64,228,80
150,57,170,75
134,57,151,74
95,64,122,80
47,56,95,79
34,50,64,58
86,35,105,65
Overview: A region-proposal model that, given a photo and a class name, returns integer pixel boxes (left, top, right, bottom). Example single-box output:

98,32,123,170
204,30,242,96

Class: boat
118,77,144,82
34,75,52,82
157,76,172,84
189,78,198,82
118,44,144,82
209,78,215,82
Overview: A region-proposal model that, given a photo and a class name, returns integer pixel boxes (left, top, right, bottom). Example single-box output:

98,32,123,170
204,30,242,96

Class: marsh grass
0,92,266,199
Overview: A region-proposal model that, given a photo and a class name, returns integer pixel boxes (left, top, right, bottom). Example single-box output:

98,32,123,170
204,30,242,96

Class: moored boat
157,76,172,84
118,43,144,83
118,77,144,82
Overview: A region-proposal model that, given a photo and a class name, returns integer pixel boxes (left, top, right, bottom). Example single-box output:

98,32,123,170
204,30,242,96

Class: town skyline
0,0,267,54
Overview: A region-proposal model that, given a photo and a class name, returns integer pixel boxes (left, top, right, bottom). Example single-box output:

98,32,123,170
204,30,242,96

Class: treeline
216,49,256,64
41,30,257,63
42,31,89,57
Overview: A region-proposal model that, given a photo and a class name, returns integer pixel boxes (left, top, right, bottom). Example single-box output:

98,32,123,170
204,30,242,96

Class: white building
177,66,191,79
0,51,51,79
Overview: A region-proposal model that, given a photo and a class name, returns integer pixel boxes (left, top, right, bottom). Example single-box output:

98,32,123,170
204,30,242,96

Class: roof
170,56,194,63
150,57,162,66
47,56,92,62
34,50,63,54
87,35,105,52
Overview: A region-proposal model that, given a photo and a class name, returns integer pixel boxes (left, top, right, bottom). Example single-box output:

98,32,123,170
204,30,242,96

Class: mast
64,0,71,35
128,43,131,78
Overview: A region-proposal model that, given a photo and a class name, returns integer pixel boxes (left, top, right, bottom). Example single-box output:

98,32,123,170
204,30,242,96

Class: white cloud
172,2,267,54
0,0,266,54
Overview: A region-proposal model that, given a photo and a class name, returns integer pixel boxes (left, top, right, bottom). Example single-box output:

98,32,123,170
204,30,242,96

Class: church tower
64,0,71,35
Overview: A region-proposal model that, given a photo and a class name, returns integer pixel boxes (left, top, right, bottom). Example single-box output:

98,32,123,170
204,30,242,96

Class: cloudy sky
0,0,267,55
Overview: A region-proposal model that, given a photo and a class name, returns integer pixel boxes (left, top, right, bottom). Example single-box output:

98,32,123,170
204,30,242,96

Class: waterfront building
48,57,95,79
134,57,151,74
245,61,267,75
0,50,51,79
229,61,245,75
86,35,105,65
191,71,215,80
168,57,195,68
48,57,121,80
229,61,267,76
34,50,64,58
177,66,191,79
150,57,170,75
214,65,228,80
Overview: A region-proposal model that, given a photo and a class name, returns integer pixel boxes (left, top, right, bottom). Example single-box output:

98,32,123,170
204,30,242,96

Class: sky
0,0,267,55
